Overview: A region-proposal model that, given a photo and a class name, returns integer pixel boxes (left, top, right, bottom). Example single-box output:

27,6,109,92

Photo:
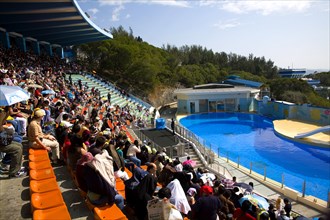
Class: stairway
185,146,203,168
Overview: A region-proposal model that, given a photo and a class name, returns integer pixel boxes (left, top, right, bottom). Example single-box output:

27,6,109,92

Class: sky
77,0,330,70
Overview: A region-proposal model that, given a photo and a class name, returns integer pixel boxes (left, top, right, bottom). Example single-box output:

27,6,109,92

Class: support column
46,44,53,57
0,31,10,49
32,41,40,55
54,46,64,59
15,37,26,52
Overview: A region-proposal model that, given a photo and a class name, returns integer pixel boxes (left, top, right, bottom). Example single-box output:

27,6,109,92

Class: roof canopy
0,0,112,46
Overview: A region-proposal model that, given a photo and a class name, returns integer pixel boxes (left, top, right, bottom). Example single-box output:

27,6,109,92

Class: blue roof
0,0,112,46
224,78,263,88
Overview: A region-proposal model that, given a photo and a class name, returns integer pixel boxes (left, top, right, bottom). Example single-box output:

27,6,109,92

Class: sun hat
34,109,46,117
200,185,213,195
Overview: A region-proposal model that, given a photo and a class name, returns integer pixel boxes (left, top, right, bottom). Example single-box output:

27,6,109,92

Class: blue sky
77,0,330,70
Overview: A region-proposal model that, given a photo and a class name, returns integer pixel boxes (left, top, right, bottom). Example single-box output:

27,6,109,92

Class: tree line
75,26,329,108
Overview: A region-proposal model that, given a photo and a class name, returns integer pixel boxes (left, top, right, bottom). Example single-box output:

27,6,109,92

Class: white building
175,83,260,114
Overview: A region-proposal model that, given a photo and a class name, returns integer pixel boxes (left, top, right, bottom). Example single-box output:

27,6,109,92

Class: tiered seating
67,160,130,220
28,148,71,220
70,74,153,124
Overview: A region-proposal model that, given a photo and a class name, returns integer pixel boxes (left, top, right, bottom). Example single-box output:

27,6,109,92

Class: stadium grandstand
0,1,328,220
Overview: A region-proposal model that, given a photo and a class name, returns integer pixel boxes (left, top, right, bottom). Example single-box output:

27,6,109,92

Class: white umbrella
0,85,30,106
27,84,43,89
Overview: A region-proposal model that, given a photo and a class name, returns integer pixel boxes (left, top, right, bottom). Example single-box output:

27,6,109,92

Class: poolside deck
273,119,330,148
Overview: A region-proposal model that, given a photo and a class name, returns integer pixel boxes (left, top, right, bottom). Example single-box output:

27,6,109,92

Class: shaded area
0,0,111,46
138,128,179,147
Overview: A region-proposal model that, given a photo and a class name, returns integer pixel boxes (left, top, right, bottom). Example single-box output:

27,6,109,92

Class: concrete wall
258,100,330,126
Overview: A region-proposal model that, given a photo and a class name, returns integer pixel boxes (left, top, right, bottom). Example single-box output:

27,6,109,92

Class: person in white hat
28,109,60,164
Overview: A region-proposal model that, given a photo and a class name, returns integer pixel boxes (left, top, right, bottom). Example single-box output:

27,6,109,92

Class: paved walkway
213,157,326,219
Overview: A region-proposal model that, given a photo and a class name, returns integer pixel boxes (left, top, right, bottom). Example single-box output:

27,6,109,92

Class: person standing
283,198,292,218
171,118,175,135
28,109,60,164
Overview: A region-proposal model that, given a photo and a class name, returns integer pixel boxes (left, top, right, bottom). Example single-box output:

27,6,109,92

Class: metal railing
164,119,232,179
171,119,330,205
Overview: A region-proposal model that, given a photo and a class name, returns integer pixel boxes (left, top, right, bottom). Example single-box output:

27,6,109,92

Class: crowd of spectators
0,45,297,220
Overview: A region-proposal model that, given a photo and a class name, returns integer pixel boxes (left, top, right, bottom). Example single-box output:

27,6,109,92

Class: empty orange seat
29,153,50,162
29,148,48,156
116,180,125,191
94,205,127,220
31,189,64,212
30,168,55,180
29,160,52,170
30,178,59,194
33,204,71,220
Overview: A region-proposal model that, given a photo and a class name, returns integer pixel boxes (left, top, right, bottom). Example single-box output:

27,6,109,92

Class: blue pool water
180,113,330,201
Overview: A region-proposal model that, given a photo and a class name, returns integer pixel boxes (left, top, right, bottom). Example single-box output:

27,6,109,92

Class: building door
190,102,196,114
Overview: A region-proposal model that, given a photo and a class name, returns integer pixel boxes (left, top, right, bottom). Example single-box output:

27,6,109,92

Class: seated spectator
75,151,124,210
173,157,183,172
28,109,60,165
233,200,256,220
135,164,158,219
126,140,141,167
283,198,291,218
105,143,129,181
268,203,276,220
0,110,26,178
182,156,196,168
277,210,290,220
191,185,222,220
167,179,191,215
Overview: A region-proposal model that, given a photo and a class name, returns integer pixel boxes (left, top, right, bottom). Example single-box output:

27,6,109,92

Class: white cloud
112,5,125,21
88,8,99,15
98,0,189,7
221,0,312,15
125,14,131,19
213,18,241,30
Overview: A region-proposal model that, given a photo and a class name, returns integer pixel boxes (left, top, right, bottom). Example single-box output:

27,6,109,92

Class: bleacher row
26,74,158,219
71,74,153,124
29,148,71,220
28,130,141,220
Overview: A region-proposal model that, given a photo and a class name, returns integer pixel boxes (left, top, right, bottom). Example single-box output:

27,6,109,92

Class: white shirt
126,144,141,157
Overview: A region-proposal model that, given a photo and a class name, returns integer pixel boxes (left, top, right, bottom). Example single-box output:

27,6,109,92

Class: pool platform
273,119,330,148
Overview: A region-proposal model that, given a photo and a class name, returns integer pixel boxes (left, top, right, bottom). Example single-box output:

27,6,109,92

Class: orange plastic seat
124,168,132,178
29,153,50,162
140,165,147,171
30,178,59,194
30,168,55,180
116,180,125,191
31,189,65,212
29,160,52,170
94,205,127,220
33,204,71,220
29,148,48,156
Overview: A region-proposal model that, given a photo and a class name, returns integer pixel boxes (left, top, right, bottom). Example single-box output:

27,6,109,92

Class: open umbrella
41,90,55,95
0,85,30,106
221,178,235,189
239,194,269,209
27,84,43,89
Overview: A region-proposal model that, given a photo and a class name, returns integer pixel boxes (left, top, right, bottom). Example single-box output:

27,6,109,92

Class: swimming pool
180,112,330,201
